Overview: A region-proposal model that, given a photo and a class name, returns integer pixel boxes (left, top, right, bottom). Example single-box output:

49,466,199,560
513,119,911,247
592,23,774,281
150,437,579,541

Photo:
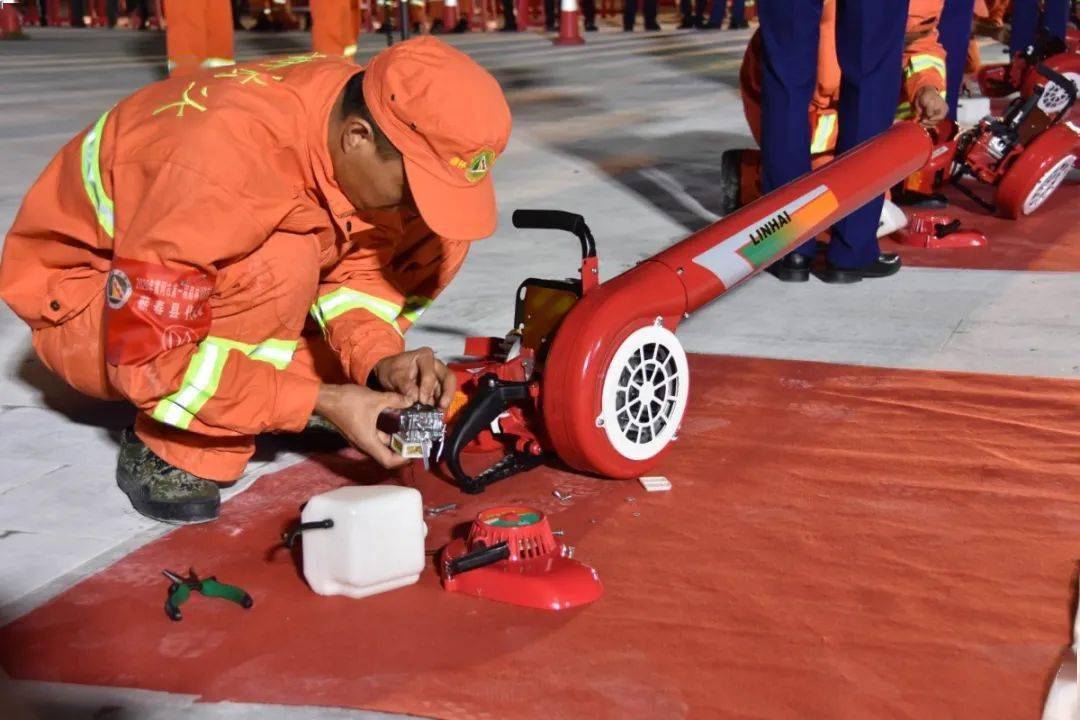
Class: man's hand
372,347,457,410
913,86,948,128
315,384,412,469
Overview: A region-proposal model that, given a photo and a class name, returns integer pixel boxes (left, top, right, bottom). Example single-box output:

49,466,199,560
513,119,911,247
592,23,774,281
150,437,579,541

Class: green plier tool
163,568,254,622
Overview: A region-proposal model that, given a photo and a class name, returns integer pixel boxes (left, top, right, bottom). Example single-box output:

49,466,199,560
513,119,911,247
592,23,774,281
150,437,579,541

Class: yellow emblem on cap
465,149,496,183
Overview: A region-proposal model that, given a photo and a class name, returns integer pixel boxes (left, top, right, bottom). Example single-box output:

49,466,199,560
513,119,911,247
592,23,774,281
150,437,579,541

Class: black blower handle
511,209,597,259
445,374,531,494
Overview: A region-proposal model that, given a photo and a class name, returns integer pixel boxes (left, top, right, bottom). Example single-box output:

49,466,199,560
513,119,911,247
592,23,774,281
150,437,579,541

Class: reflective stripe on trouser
151,337,298,429
905,54,946,82
81,110,115,238
810,111,837,155
310,287,404,336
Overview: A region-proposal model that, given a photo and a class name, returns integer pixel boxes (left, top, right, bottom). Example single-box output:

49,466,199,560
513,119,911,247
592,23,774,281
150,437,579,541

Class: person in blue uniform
704,0,748,29
938,0,976,120
1010,0,1071,55
679,0,709,29
759,0,908,283
624,0,661,31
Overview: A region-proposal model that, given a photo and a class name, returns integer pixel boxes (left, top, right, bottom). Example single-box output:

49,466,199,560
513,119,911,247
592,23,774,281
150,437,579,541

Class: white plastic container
300,485,427,599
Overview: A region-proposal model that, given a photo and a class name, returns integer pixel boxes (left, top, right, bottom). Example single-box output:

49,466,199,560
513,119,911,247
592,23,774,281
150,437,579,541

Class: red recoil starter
440,507,603,611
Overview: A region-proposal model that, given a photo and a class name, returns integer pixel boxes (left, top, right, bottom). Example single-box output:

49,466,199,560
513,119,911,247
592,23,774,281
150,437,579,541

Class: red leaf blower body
441,123,933,494
912,53,1080,218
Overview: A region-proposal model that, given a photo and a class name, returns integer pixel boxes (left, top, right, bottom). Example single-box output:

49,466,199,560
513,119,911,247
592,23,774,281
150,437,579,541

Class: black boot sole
719,149,742,216
117,465,220,525
766,264,811,282
817,268,863,284
818,262,901,284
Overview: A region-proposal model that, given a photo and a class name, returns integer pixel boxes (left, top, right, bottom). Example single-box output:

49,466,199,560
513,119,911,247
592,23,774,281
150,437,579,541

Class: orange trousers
164,0,234,77
311,0,361,57
32,234,345,482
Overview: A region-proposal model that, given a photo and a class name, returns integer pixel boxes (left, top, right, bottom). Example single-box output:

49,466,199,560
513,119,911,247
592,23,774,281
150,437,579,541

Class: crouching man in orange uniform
0,38,511,524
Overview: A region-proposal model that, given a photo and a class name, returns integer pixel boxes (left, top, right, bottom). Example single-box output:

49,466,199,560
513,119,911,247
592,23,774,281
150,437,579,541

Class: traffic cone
515,0,528,30
444,0,459,29
0,4,24,38
553,0,583,44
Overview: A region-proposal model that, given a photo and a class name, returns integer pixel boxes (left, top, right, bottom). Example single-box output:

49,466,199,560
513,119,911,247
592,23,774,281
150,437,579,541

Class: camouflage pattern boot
116,428,221,524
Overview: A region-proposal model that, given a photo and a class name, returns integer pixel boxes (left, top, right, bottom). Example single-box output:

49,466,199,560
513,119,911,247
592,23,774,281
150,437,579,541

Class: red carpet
3,355,1080,719
884,182,1080,271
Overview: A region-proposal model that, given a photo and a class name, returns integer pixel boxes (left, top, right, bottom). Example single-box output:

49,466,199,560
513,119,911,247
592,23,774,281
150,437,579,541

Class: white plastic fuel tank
300,485,427,599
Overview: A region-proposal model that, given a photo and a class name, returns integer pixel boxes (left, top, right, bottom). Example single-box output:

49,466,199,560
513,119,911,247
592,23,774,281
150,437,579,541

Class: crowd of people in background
8,0,1078,282
14,0,758,34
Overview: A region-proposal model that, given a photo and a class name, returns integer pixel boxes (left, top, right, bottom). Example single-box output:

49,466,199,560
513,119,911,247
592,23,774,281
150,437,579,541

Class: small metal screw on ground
553,489,573,502
425,503,458,517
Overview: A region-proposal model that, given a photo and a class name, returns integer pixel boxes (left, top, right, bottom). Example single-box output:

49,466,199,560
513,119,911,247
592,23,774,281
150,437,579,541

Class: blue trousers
1010,0,1071,54
758,0,907,268
939,0,976,120
709,0,746,25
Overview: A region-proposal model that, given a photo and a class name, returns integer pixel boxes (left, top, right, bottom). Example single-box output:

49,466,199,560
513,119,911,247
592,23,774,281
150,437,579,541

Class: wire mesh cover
614,342,682,446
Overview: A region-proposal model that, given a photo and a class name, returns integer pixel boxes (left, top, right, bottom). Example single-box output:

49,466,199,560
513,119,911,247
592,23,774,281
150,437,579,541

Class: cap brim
405,156,497,242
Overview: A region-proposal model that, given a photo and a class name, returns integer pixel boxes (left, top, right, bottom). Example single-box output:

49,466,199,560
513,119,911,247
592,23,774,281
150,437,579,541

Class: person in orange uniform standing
0,38,512,524
165,0,235,77
311,0,361,58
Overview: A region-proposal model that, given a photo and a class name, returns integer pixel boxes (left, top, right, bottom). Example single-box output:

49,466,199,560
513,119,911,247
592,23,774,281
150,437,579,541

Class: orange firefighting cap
363,37,512,241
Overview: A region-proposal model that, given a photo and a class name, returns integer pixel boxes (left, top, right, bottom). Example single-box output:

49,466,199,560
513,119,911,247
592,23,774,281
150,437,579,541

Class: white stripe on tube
560,0,576,10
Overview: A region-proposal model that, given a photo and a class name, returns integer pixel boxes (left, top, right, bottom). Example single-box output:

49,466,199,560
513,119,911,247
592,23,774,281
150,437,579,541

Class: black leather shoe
766,252,813,282
645,22,662,30
729,18,749,29
819,253,902,284
892,189,948,209
678,17,695,29
584,21,598,31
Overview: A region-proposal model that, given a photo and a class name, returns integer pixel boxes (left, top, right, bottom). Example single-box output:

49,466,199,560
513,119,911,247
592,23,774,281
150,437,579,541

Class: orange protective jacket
0,54,467,442
741,0,948,156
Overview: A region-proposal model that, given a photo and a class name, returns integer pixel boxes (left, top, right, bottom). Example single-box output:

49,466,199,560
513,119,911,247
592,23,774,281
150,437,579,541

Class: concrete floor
0,22,1072,720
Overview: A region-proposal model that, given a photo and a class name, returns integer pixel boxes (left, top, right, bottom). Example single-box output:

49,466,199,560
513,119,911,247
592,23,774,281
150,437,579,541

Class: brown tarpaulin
2,355,1078,719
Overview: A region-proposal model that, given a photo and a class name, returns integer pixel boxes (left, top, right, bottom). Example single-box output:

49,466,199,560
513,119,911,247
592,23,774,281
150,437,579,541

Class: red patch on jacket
104,258,213,366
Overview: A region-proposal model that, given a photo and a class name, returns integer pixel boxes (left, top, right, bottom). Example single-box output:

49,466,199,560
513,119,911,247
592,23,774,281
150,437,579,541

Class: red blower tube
541,122,933,478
